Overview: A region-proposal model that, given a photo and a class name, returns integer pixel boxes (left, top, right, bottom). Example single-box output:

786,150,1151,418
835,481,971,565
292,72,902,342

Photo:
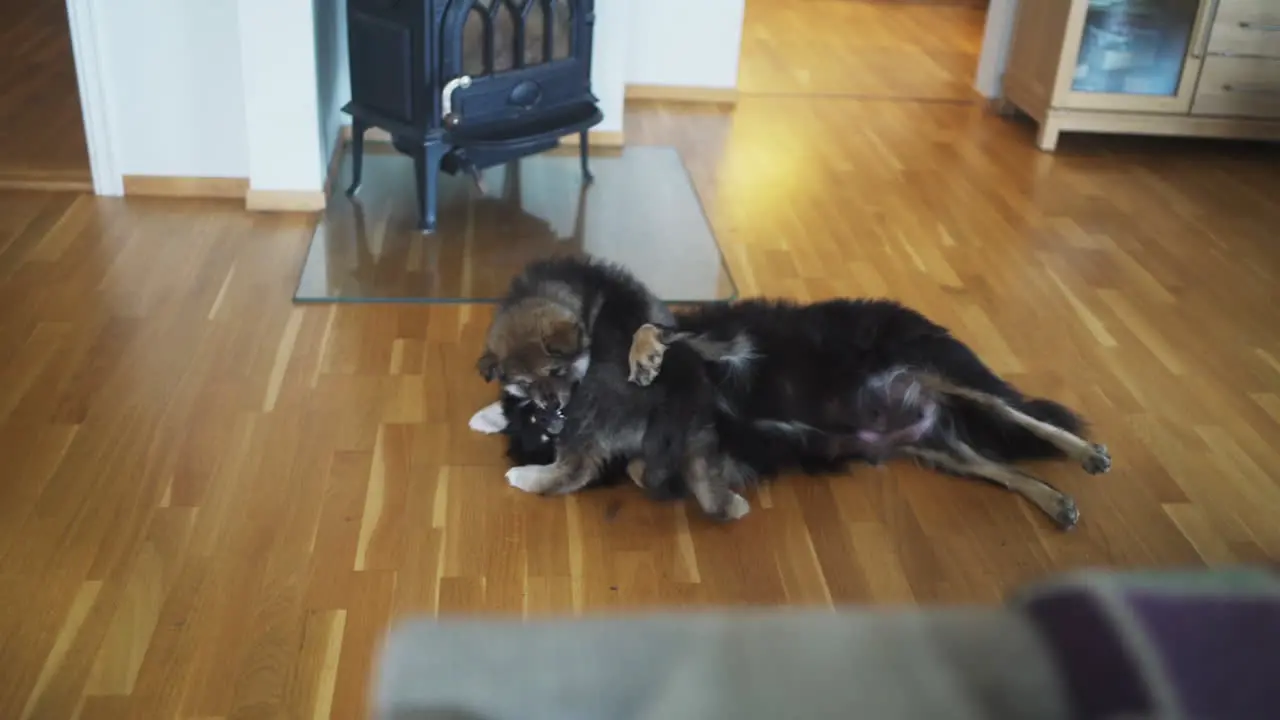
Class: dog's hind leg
920,375,1111,475
902,442,1080,529
685,454,750,522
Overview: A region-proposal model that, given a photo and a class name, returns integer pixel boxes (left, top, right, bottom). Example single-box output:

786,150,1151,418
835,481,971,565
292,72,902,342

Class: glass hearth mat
294,145,736,303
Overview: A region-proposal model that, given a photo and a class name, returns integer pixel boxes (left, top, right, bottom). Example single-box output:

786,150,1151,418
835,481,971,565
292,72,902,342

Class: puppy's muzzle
530,379,572,415
543,407,566,434
532,392,561,413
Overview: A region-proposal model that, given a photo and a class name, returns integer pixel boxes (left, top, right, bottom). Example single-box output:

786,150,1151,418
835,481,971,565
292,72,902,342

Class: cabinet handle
1238,22,1280,32
1222,83,1280,96
1191,0,1220,59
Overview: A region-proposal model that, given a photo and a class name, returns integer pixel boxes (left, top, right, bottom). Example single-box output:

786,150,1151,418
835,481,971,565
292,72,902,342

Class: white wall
237,0,325,192
591,0,628,133
98,1,248,178
95,1,325,191
626,0,745,89
313,0,349,175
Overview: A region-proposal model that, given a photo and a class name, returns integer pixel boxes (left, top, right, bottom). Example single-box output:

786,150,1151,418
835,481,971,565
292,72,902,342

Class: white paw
506,465,550,493
469,402,508,434
724,492,751,521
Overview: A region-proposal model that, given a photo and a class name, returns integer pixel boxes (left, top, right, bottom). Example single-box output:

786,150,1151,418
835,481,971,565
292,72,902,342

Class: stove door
440,0,596,129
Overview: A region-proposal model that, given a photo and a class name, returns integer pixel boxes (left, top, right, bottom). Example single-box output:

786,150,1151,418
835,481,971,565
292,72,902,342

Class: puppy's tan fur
478,297,588,413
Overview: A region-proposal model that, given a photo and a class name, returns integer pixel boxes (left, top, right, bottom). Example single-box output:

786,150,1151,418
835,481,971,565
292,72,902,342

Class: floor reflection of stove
295,145,737,303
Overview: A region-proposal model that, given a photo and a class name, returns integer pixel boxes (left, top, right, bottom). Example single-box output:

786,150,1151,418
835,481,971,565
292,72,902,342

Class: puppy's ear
476,351,499,382
541,320,584,358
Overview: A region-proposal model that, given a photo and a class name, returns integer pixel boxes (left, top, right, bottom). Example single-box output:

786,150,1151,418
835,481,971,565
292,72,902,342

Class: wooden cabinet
1001,0,1280,151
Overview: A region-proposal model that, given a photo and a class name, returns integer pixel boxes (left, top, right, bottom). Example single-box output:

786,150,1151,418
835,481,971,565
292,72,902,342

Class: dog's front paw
1081,443,1111,475
506,465,551,494
628,324,667,387
630,356,662,387
468,401,508,434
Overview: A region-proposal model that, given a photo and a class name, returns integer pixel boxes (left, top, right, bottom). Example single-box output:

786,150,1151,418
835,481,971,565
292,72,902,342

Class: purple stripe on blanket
1022,594,1154,720
1023,582,1280,720
1129,592,1280,719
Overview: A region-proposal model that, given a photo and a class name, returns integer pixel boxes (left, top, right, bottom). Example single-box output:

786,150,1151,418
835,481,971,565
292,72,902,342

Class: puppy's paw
506,465,551,494
1081,443,1111,475
1051,495,1080,530
628,324,668,387
468,401,508,434
725,492,751,521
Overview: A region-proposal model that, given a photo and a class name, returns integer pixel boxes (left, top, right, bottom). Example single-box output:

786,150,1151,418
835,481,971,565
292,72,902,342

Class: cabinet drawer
1209,0,1280,58
1192,56,1280,119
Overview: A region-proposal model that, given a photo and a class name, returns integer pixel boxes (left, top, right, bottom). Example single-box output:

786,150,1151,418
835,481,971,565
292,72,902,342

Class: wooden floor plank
0,0,90,179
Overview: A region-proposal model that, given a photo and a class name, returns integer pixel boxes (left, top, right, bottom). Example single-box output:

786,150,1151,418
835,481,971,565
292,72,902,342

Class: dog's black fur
674,298,1084,461
508,298,1081,467
499,391,558,467
497,297,1099,525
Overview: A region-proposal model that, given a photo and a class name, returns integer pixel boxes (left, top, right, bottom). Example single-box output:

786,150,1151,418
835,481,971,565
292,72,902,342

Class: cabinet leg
1036,121,1061,153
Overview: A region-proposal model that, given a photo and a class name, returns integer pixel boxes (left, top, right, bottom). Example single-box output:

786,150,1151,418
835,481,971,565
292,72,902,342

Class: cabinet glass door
1063,0,1209,112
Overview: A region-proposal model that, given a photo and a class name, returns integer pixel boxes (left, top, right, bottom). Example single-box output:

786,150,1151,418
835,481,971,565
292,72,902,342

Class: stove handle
442,75,473,128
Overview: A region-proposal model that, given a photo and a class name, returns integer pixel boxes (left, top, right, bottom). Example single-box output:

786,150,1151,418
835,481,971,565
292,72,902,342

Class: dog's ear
541,319,583,358
476,351,499,382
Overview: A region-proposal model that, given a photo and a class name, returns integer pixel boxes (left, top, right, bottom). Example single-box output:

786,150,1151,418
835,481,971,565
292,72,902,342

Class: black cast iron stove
344,0,602,232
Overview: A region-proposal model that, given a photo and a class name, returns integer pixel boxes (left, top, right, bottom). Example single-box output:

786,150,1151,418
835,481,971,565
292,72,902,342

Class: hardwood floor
3,3,1280,719
0,0,92,188
739,0,988,99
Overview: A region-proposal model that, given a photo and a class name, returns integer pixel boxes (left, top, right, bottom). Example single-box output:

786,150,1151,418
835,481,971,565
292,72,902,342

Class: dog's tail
954,395,1086,462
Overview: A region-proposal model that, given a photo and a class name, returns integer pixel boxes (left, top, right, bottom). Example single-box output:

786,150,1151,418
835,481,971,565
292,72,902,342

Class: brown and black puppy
477,256,751,520
479,294,589,423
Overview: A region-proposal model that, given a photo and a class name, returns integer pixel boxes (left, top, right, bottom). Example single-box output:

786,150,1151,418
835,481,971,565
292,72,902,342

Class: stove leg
414,141,447,234
579,129,594,183
345,119,367,197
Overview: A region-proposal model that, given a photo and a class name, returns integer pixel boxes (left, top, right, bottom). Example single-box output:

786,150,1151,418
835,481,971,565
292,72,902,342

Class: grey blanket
374,566,1280,719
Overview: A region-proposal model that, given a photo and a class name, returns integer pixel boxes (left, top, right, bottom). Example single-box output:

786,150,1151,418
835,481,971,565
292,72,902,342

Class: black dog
636,298,1112,528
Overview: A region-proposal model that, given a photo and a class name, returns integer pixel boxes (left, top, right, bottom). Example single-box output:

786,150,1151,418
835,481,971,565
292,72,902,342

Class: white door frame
64,0,124,195
973,0,1019,99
